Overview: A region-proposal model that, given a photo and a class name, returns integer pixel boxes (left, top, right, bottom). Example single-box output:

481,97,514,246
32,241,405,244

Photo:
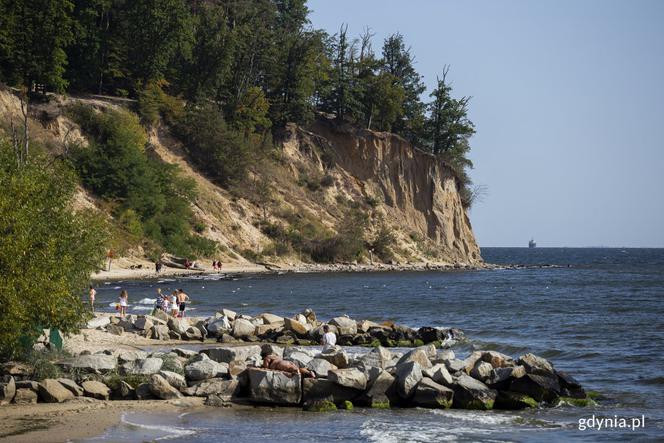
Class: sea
80,247,664,442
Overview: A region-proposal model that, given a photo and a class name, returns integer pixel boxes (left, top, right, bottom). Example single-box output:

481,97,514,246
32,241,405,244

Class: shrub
320,174,335,187
0,142,108,359
370,223,396,262
137,80,184,126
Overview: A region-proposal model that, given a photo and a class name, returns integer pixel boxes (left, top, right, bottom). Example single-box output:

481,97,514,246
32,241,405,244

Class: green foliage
137,80,184,126
370,223,396,262
21,349,73,380
68,104,215,258
0,141,108,359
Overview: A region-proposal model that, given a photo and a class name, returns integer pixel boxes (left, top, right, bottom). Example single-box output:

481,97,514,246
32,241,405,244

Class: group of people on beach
154,288,190,318
212,260,223,271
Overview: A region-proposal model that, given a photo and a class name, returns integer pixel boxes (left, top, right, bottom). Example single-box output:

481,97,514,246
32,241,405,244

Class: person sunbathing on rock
262,354,315,378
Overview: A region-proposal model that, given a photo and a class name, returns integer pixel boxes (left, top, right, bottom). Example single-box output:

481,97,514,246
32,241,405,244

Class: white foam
120,414,198,441
132,306,152,311
137,298,156,305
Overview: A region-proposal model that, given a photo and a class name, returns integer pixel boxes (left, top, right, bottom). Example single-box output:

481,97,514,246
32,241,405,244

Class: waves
120,414,200,441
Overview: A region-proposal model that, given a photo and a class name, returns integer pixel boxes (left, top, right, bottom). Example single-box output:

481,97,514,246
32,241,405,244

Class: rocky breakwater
0,343,594,413
86,308,465,349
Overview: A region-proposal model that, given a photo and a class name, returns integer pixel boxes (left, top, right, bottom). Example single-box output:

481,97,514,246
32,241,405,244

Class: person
321,325,337,350
170,291,179,317
153,288,164,315
162,291,171,313
88,285,96,313
262,354,315,378
177,289,190,318
118,289,128,318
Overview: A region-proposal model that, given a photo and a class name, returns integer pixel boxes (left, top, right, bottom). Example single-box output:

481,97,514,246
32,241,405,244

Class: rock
294,313,308,325
247,368,301,405
82,380,111,400
228,360,247,377
495,391,539,409
329,316,357,335
121,358,163,375
68,354,117,373
232,318,256,338
433,350,455,364
159,370,187,391
168,317,190,335
152,324,170,340
255,323,284,336
486,366,526,388
302,378,361,404
412,378,454,409
357,346,393,369
470,361,494,382
207,317,232,336
0,376,16,404
445,359,466,374
184,326,203,340
149,374,182,399
556,370,586,398
172,348,198,358
118,350,149,363
417,326,443,343
517,353,554,375
359,369,396,407
510,373,561,402
221,308,237,321
106,324,124,335
303,398,337,412
481,351,514,369
283,348,313,368
56,378,84,396
15,380,39,390
184,378,239,398
357,320,382,333
328,368,367,390
152,309,170,323
317,346,350,368
275,334,295,345
451,374,497,410
185,358,228,381
134,317,154,331
395,361,423,399
136,383,155,400
423,363,454,387
1,361,33,377
396,349,432,369
13,388,38,404
113,381,135,400
260,313,284,324
306,359,337,377
86,316,111,329
38,379,74,403
463,351,484,374
260,344,284,358
203,345,262,363
284,317,309,335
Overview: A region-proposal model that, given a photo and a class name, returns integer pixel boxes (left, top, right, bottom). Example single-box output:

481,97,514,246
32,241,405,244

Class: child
118,289,128,318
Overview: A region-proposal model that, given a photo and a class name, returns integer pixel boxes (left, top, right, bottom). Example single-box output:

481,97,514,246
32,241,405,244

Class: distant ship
528,238,537,248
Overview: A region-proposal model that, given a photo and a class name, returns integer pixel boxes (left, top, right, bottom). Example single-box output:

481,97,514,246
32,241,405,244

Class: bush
320,174,335,187
137,80,184,126
370,223,396,261
0,141,108,359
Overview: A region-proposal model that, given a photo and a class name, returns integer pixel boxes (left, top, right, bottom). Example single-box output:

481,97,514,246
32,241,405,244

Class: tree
0,140,108,359
381,33,426,144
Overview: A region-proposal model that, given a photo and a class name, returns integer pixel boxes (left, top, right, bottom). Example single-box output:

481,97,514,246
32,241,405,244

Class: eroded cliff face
283,118,482,265
0,89,482,266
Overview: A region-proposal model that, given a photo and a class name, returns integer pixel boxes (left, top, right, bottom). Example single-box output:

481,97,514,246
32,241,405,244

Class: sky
308,0,664,247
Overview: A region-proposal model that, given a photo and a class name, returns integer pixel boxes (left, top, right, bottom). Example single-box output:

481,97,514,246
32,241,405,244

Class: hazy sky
308,0,664,247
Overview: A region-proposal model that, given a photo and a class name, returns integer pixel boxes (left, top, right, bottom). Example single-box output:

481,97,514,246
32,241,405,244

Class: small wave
121,415,199,441
429,409,516,425
132,306,153,311
137,298,157,305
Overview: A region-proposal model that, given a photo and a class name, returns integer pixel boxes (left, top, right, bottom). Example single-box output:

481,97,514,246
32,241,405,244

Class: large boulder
185,356,228,381
284,317,309,336
57,378,84,396
247,368,301,405
417,326,444,343
481,351,515,369
255,323,284,336
152,324,170,340
184,326,203,340
518,353,555,375
445,359,466,374
168,317,190,335
159,370,187,391
556,370,586,399
136,383,155,400
134,316,154,332
302,378,361,404
151,309,170,323
396,348,432,369
495,391,539,409
486,366,526,389
329,317,357,335
172,348,198,358
358,369,396,407
118,350,149,364
357,346,393,369
395,361,422,399
38,379,74,403
283,348,314,368
451,374,497,410
232,318,256,338
207,317,232,336
149,374,182,399
13,388,38,404
260,344,284,358
68,354,117,373
317,346,350,368
509,373,561,402
328,368,367,390
259,313,284,324
121,357,163,375
306,358,337,378
184,378,240,398
1,361,33,377
221,308,237,321
470,361,494,383
412,378,454,409
423,363,454,387
111,381,135,400
82,380,111,400
0,376,16,405
203,345,262,364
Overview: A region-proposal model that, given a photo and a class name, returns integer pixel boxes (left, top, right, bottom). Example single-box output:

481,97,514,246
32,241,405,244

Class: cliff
0,89,482,267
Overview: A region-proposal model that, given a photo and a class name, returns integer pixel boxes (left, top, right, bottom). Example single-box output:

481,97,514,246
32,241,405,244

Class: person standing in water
170,291,179,317
88,286,96,312
177,289,190,318
118,289,128,318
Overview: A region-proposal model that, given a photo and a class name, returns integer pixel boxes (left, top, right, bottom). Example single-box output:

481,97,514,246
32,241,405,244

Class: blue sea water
82,248,664,442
